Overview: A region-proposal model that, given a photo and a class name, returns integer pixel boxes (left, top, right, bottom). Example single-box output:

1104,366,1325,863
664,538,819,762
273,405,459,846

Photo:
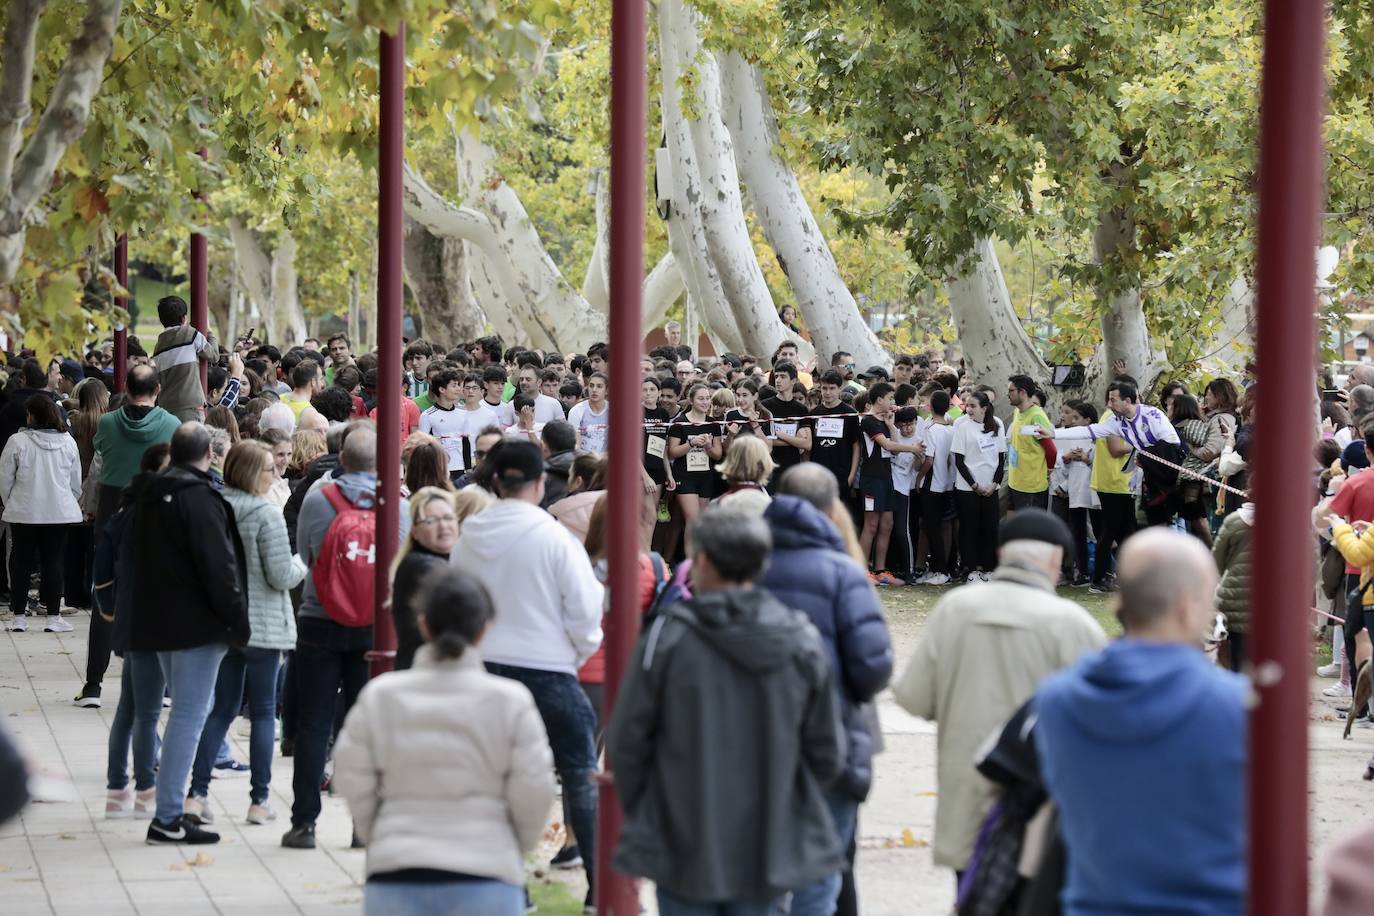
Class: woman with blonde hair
287,428,326,485
391,487,464,671
713,435,775,516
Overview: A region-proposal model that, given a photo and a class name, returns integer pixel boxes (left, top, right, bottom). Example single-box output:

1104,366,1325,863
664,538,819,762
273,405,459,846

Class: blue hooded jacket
1034,639,1247,916
759,495,893,799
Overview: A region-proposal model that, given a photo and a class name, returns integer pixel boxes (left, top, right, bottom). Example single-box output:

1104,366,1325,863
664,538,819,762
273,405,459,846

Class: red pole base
595,775,640,916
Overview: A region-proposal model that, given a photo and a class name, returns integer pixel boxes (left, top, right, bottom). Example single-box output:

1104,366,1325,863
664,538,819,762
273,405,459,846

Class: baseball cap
858,365,890,381
59,359,84,385
998,508,1074,553
486,440,544,489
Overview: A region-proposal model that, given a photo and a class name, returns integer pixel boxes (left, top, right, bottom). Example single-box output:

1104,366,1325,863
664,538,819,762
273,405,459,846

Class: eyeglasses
415,515,458,528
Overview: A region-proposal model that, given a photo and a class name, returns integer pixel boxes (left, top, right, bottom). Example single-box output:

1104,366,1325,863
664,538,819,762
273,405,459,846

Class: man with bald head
1035,528,1246,915
893,509,1105,880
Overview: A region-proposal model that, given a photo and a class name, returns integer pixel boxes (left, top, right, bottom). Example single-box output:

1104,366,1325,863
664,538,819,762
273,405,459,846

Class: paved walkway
1,606,1372,914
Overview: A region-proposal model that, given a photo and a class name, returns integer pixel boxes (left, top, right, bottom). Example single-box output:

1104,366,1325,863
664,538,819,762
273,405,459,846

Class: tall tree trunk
1093,208,1164,386
228,219,304,347
719,52,888,369
403,213,484,344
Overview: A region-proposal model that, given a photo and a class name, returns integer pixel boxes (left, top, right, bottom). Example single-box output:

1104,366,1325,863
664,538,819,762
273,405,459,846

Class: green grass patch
879,582,1123,637
529,878,585,915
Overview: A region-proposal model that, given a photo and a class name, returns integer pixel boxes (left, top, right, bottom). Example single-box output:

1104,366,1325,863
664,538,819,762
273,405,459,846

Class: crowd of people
1,294,1372,916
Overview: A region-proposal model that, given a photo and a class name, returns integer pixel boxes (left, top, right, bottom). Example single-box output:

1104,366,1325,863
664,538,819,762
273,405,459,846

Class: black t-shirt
860,415,893,480
810,402,859,486
763,396,810,470
669,416,722,487
643,407,670,482
724,408,772,441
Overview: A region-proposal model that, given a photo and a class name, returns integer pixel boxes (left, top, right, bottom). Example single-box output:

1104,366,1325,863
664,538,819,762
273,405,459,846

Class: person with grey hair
893,509,1105,881
608,508,846,916
664,319,683,350
1349,384,1374,424
1034,528,1245,914
284,425,410,850
129,421,250,844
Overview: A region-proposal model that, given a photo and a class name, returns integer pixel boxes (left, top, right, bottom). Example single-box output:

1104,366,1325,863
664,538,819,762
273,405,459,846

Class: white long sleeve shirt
1051,403,1179,450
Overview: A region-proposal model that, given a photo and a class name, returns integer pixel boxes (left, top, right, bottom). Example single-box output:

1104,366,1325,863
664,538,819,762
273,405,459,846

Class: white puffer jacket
332,645,556,884
0,429,82,524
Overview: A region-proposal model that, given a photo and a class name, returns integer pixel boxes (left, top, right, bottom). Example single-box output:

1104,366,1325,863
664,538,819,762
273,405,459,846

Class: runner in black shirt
810,370,861,495
762,361,811,490
725,378,774,450
667,383,723,525
641,376,670,489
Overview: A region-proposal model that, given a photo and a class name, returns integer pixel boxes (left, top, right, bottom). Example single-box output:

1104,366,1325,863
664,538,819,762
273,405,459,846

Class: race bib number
774,421,799,440
816,417,844,438
864,496,876,512
686,449,710,472
439,436,464,470
979,434,1000,454
646,435,666,458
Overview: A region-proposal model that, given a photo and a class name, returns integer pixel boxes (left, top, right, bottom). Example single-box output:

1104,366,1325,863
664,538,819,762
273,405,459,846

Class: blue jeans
189,647,283,804
291,617,370,826
785,791,859,916
155,643,229,822
486,663,598,891
658,888,779,916
364,878,522,916
106,651,164,791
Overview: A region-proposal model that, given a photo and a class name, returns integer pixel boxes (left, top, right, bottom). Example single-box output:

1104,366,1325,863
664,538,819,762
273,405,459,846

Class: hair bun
432,631,469,660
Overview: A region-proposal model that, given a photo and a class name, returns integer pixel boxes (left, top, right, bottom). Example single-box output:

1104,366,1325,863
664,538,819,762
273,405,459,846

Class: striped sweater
153,323,212,419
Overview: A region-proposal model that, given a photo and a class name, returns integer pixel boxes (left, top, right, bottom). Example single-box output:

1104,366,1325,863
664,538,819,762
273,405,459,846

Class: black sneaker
146,816,220,845
281,823,316,849
550,844,583,870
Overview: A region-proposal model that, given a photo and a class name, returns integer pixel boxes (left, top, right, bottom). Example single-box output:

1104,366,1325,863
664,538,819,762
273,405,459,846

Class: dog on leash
1204,613,1229,665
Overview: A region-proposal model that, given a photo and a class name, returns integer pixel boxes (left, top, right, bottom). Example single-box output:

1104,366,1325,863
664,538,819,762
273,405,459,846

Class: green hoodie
94,405,181,488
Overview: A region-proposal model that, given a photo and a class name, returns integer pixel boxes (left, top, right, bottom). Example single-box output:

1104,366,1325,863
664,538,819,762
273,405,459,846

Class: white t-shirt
568,400,610,454
487,398,515,429
920,421,956,493
420,404,470,472
890,426,922,496
1050,454,1100,510
459,402,501,459
951,420,1006,491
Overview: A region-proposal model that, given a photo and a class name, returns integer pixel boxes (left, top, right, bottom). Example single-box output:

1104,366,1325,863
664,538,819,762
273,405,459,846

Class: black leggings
9,523,68,616
920,488,950,573
1093,492,1136,584
956,490,998,572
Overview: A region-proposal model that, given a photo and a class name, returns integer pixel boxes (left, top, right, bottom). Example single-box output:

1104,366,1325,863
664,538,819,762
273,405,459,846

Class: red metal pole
369,24,404,679
113,233,128,393
597,1,647,913
1250,0,1324,913
191,147,209,393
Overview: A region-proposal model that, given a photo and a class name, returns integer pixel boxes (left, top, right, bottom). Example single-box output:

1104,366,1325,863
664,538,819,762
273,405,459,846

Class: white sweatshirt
450,499,604,674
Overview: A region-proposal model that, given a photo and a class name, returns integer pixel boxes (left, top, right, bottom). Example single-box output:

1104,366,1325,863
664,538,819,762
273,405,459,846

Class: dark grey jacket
607,586,846,901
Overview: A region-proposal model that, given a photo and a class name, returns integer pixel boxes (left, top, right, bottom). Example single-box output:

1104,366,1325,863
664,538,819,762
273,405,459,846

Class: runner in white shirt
515,364,566,426
915,389,957,585
1049,399,1100,585
418,368,469,477
459,373,501,464
951,391,1006,580
567,373,610,454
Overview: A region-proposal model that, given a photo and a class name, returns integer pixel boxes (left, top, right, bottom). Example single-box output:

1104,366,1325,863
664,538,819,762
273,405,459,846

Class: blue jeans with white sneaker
155,643,228,823
189,647,283,805
106,651,164,791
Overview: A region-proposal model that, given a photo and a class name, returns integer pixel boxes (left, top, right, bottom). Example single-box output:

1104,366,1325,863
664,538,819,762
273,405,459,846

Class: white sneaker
44,616,73,633
105,789,133,820
9,616,27,632
1323,683,1353,698
183,795,214,825
134,788,156,819
1317,663,1341,679
923,573,951,586
247,802,278,824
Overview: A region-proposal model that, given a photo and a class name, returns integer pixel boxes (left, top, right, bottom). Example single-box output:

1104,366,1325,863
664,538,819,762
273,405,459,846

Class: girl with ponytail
332,567,556,915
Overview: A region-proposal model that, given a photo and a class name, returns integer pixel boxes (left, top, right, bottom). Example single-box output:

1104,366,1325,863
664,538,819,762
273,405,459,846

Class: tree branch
1,0,123,240
0,0,48,193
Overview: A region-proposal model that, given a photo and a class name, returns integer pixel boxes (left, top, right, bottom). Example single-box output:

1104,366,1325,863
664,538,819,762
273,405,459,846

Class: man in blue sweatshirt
1033,530,1242,916
1034,527,1246,915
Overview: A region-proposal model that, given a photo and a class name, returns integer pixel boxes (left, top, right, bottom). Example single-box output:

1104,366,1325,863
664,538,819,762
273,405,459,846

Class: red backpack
312,483,377,627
